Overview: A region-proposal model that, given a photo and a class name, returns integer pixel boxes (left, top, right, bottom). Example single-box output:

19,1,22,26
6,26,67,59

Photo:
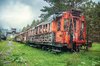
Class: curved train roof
36,13,63,27
36,15,54,27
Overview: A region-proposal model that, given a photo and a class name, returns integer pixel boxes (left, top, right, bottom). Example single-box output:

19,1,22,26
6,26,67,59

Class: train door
75,19,86,43
63,18,75,49
63,18,70,44
55,18,63,44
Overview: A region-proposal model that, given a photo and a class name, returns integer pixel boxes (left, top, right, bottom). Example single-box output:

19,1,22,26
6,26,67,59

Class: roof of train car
36,13,63,27
36,15,54,27
15,13,63,36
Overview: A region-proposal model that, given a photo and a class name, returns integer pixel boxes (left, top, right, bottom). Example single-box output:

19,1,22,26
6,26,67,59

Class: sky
0,0,99,30
0,0,49,30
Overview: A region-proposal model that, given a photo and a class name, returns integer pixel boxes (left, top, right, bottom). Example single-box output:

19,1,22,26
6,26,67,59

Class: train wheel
51,47,61,53
70,43,76,52
47,46,52,52
83,44,89,51
85,44,89,51
42,46,47,51
69,48,74,53
75,46,80,52
71,44,80,52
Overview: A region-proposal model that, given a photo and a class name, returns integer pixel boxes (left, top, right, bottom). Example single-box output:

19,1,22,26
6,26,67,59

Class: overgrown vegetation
0,41,10,66
0,41,100,66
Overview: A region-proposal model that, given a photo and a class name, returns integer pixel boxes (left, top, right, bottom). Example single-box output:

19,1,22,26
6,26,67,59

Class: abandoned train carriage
15,10,87,52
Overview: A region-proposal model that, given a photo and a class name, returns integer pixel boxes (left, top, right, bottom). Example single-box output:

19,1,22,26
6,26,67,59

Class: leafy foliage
40,0,88,19
82,2,100,42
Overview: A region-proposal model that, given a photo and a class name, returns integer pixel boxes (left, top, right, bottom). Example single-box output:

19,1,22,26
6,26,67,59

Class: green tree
22,27,26,32
80,1,100,42
22,24,30,32
31,20,40,27
78,0,96,41
40,0,88,20
31,20,36,27
89,2,100,42
22,19,40,32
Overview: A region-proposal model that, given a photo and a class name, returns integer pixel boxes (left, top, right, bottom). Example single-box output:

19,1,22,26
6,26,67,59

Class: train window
44,25,46,32
81,22,84,31
57,19,60,31
73,18,77,31
46,24,47,29
43,25,45,32
64,19,69,31
40,25,42,33
36,27,38,34
46,24,47,32
48,23,50,31
31,30,32,32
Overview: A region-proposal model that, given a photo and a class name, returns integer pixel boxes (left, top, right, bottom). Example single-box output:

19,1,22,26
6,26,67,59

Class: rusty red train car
15,10,91,52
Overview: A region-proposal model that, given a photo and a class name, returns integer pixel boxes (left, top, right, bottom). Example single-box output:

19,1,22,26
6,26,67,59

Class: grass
0,41,100,66
0,41,10,66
